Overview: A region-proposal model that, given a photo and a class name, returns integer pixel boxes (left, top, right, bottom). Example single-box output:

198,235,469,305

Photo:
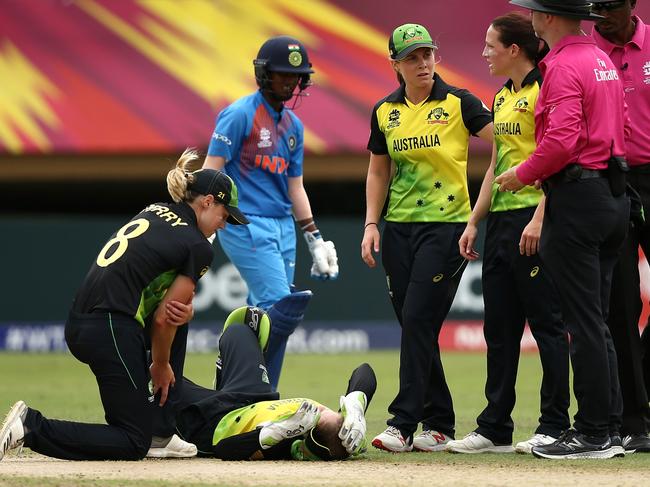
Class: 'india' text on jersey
207,91,304,217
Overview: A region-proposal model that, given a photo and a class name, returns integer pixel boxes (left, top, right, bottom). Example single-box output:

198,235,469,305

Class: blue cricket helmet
254,36,314,91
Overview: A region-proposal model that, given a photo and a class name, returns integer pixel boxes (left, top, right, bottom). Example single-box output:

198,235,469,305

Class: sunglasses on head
592,1,627,11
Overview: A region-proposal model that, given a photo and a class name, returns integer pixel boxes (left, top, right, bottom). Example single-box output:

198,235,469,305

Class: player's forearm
289,180,313,221
468,145,497,225
365,171,389,225
150,320,177,364
211,431,269,460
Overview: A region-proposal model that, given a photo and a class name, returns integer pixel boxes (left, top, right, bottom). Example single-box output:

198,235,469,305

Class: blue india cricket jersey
207,91,304,217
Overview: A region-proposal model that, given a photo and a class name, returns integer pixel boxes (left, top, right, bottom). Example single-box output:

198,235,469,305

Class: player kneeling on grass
172,306,376,460
0,150,246,462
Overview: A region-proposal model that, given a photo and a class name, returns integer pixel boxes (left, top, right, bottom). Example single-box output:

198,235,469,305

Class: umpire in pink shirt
591,0,650,453
496,0,630,459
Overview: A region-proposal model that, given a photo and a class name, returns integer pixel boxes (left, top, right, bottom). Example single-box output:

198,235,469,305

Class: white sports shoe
515,433,558,454
445,432,514,454
372,426,413,453
146,434,197,458
0,401,27,461
413,429,452,452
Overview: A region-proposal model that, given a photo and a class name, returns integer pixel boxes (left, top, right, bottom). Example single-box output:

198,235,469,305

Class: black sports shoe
622,433,650,453
609,433,625,457
531,429,615,459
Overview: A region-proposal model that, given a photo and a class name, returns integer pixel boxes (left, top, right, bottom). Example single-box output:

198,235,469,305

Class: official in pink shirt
497,0,630,460
591,0,650,454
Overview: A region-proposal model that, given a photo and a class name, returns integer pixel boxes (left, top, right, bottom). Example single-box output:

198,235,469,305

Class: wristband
364,222,378,229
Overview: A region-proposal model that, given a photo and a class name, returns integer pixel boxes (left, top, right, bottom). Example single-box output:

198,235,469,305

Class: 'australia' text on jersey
393,134,441,152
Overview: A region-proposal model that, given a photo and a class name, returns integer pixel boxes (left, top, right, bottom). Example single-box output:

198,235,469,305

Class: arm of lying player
338,391,368,455
258,400,321,449
210,432,296,460
289,176,339,280
337,363,377,455
210,401,320,460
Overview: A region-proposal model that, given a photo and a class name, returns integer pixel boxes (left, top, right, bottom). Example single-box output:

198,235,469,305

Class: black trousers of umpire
475,207,570,445
609,166,650,435
540,177,628,439
382,221,466,439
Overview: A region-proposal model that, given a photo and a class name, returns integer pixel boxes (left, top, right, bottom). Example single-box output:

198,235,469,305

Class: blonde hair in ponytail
167,148,201,203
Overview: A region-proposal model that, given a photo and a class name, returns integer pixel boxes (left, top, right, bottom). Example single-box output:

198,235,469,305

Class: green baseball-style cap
389,23,435,60
188,169,248,225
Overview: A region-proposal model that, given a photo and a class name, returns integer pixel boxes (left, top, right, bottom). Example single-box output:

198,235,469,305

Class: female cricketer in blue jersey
203,36,338,390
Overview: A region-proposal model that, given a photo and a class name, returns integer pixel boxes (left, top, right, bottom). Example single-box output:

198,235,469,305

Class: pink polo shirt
515,35,628,185
593,16,650,166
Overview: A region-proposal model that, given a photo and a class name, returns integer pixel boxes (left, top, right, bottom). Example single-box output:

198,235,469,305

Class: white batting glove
304,231,330,279
304,231,339,280
324,240,339,280
258,401,321,450
338,391,367,455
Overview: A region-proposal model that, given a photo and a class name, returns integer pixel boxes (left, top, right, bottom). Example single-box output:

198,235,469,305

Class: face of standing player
195,195,229,237
267,71,301,103
530,10,550,41
392,47,435,90
483,25,520,77
593,1,635,37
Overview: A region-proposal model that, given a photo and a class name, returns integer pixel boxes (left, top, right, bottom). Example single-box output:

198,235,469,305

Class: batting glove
324,240,339,280
304,231,339,280
258,400,320,450
338,391,367,455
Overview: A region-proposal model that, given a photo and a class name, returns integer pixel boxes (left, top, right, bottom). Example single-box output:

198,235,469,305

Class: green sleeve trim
134,269,178,327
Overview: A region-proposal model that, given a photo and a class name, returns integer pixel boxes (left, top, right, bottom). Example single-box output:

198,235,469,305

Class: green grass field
1,350,549,443
1,349,649,486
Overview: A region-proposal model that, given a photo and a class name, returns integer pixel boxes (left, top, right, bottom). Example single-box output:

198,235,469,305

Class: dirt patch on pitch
1,453,648,487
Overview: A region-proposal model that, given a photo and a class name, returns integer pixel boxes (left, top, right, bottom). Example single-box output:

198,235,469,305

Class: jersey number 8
96,219,150,267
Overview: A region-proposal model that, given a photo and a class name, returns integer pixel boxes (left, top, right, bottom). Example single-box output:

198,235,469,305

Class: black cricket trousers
382,221,466,439
476,207,570,445
609,167,650,435
175,324,279,454
23,311,188,460
540,177,628,439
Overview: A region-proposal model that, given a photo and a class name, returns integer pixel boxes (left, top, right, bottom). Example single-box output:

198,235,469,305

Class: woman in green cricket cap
362,22,493,453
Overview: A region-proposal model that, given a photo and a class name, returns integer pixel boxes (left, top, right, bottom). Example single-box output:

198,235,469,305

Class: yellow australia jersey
212,397,322,446
491,68,544,212
367,73,491,222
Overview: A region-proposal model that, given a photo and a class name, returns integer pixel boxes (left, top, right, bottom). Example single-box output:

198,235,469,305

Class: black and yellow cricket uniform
175,324,377,460
22,202,213,460
367,73,491,439
475,68,570,445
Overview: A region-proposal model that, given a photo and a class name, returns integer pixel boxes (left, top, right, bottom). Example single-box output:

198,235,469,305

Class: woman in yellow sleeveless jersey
448,12,569,455
362,23,493,453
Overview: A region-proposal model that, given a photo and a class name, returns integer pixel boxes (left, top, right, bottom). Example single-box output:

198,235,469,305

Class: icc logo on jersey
387,109,401,129
258,127,273,148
